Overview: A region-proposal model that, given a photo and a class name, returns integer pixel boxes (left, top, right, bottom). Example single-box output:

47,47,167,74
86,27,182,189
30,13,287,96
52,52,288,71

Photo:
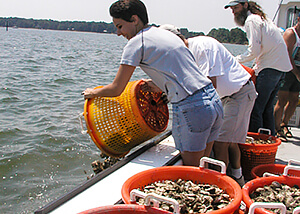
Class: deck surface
42,127,300,214
275,127,300,164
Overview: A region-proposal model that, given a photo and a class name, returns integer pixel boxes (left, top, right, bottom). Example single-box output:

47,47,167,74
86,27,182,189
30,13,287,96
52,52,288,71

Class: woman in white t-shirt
82,0,223,166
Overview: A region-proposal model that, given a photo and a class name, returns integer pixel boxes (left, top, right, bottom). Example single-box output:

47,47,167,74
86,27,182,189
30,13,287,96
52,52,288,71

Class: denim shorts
172,84,224,152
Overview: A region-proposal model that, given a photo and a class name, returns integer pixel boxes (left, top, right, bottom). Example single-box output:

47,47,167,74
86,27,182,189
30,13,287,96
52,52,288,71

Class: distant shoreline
0,17,248,44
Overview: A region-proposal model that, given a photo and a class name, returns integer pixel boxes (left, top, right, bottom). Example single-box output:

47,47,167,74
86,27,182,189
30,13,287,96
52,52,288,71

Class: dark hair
246,1,267,20
109,0,149,25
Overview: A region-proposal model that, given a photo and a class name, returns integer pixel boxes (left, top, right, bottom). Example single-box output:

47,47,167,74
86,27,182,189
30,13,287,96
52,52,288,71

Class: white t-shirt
120,26,211,103
188,36,250,98
236,12,292,75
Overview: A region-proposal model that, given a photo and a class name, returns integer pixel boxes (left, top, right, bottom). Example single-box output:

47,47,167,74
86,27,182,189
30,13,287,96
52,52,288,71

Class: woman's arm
83,64,135,99
283,28,300,81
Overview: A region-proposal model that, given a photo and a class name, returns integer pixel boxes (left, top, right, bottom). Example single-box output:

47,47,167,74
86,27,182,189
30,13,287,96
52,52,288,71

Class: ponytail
247,1,267,20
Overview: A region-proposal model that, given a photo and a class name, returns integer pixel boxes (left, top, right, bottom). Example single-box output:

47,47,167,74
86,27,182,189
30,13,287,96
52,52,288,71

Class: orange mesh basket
238,132,281,180
78,204,168,214
242,176,300,214
83,80,169,157
251,163,300,178
121,165,242,214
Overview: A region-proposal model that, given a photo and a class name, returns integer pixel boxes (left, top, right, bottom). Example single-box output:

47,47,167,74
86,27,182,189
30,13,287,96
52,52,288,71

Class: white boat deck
275,127,300,164
35,127,300,214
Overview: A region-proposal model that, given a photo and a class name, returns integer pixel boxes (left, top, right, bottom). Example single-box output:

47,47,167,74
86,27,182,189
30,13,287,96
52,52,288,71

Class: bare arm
208,76,217,89
83,64,135,99
283,28,300,81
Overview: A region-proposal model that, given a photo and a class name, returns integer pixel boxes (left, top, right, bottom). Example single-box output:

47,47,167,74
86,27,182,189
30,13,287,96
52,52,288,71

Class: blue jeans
248,68,285,136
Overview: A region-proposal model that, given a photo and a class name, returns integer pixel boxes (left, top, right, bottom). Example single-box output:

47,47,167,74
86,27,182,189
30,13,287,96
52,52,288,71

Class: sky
0,0,291,34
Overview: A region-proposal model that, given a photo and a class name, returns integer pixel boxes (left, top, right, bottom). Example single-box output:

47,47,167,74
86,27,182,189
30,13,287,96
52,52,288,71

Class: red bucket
242,176,300,214
121,158,242,214
239,132,281,180
78,204,168,214
251,163,300,178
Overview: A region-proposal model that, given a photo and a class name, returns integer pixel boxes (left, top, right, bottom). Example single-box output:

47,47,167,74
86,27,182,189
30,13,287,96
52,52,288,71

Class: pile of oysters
250,181,300,214
136,179,232,213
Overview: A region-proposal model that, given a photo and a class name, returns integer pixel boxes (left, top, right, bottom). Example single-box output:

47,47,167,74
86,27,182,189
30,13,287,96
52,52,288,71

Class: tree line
0,17,248,45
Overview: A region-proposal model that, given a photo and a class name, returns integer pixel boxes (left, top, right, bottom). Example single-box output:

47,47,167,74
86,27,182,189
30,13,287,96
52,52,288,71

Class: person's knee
213,141,229,151
289,98,298,106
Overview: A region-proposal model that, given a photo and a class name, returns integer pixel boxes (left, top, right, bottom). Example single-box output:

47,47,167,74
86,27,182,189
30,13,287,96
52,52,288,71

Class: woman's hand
141,79,162,93
141,79,169,104
82,88,98,99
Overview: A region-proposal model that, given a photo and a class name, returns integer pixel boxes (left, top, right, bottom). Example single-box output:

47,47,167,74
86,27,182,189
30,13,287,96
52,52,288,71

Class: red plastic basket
78,204,168,214
121,161,242,214
242,176,300,214
238,132,281,180
251,163,300,178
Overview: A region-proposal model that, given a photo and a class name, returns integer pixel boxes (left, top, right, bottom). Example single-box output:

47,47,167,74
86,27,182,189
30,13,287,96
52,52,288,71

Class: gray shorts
172,84,224,152
217,80,257,143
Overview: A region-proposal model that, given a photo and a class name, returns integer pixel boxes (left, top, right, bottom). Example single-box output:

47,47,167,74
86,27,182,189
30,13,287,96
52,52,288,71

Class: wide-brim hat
224,0,248,9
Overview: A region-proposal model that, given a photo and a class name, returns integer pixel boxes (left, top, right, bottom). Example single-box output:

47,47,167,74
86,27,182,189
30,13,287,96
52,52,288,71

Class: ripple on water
0,28,248,214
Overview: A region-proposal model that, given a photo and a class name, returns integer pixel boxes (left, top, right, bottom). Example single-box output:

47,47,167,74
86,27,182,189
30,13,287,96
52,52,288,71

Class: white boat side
35,130,183,214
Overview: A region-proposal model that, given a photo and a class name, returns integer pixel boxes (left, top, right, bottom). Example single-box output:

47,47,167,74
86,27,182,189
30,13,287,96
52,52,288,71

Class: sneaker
231,175,245,187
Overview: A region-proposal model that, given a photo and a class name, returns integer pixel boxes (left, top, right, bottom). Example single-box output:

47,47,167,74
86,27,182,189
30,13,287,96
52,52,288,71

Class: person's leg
228,143,241,169
263,73,283,136
228,142,244,186
213,141,230,166
180,151,205,167
181,141,214,166
204,141,214,157
274,90,289,132
282,91,299,125
281,72,300,137
281,91,299,137
273,90,289,141
249,68,284,135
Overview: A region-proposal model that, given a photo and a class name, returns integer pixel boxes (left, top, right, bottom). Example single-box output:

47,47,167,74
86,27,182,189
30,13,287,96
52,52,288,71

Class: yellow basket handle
248,202,286,214
78,112,88,134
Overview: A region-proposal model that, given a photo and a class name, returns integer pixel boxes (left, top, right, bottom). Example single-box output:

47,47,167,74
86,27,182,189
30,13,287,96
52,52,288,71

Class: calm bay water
0,27,248,213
